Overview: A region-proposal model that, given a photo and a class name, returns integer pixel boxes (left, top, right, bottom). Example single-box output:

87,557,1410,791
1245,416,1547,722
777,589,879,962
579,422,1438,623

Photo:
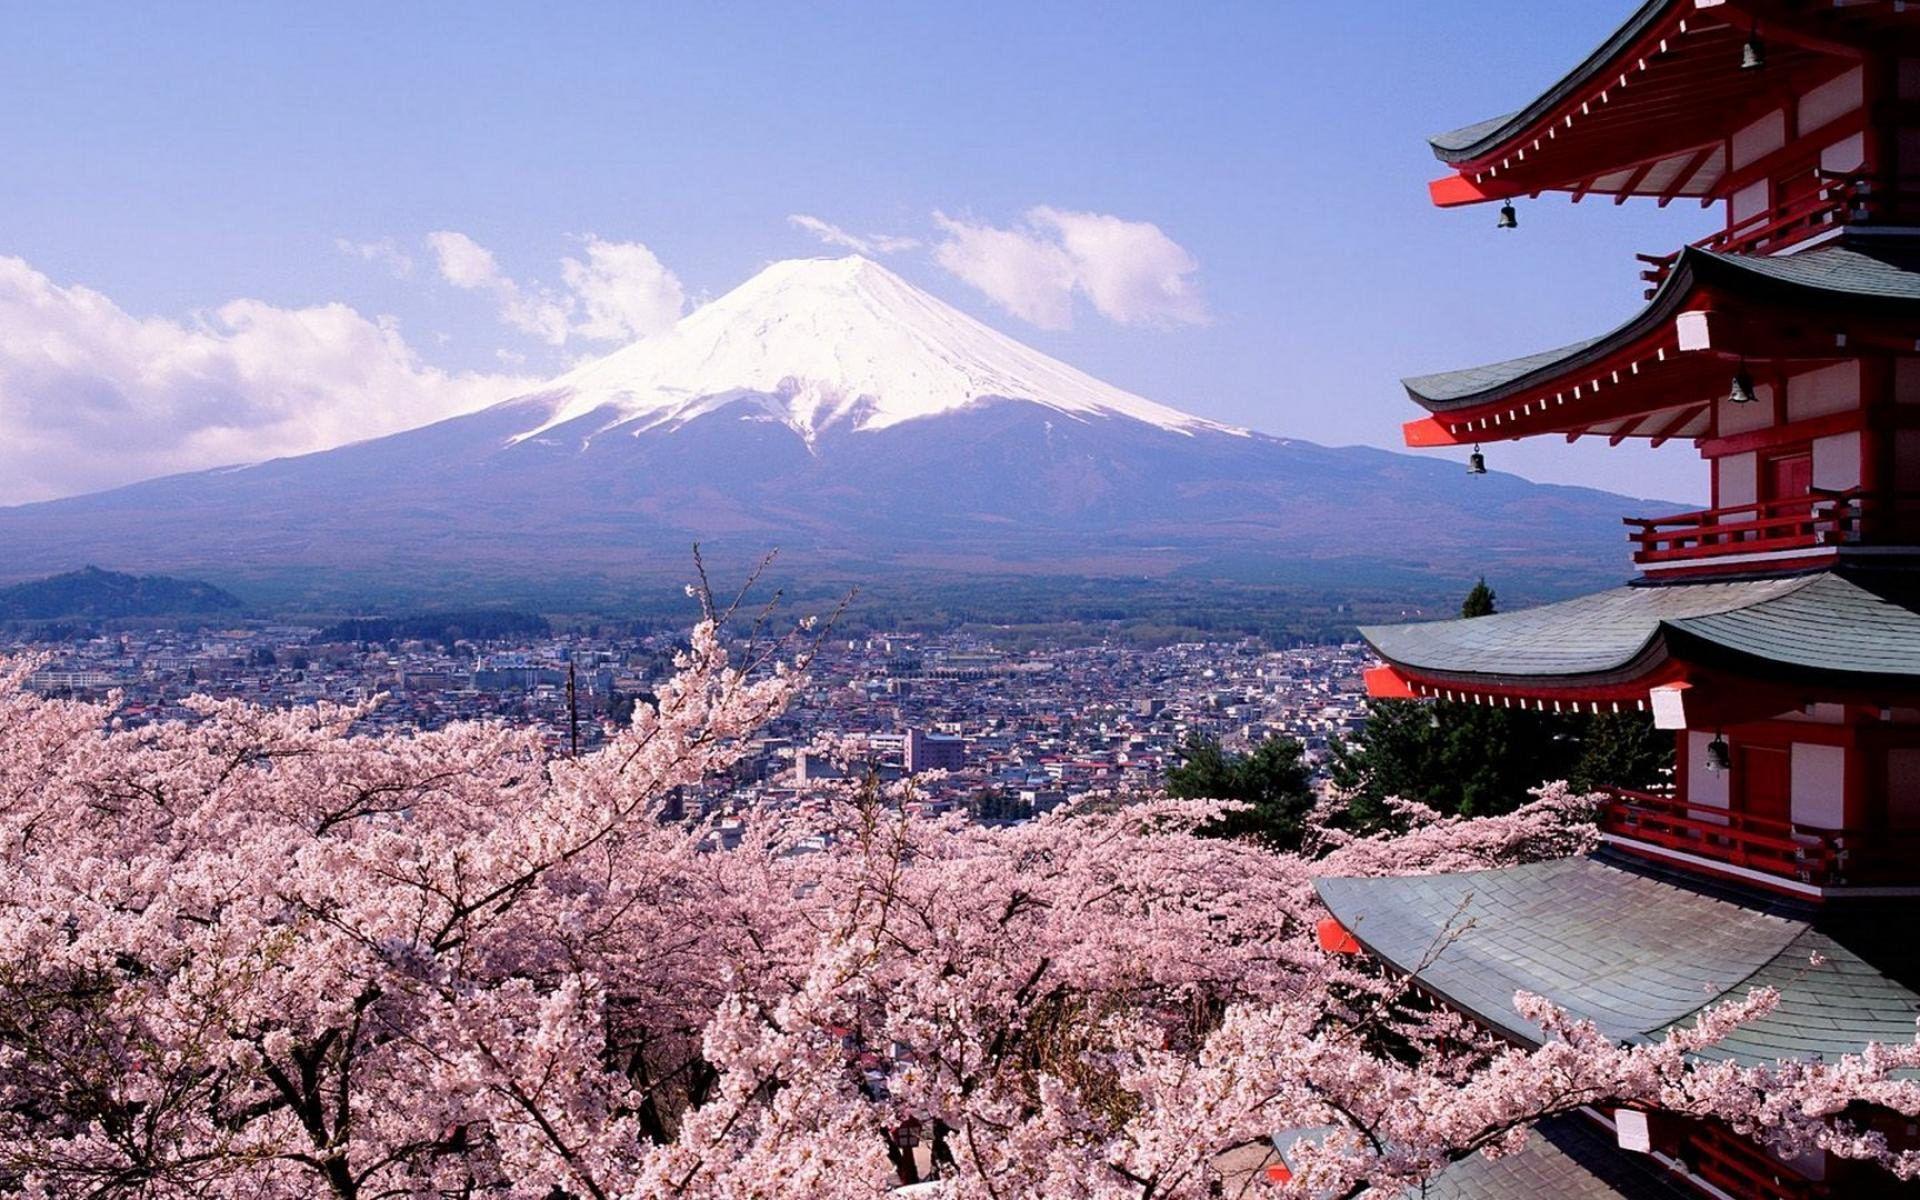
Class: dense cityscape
9,621,1372,820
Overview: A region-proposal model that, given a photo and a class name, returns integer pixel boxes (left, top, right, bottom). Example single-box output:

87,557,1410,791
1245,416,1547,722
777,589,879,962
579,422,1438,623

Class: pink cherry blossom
1,631,1916,1199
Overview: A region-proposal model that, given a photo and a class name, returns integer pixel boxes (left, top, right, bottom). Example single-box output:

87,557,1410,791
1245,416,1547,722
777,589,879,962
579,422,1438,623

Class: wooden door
1736,745,1792,825
1764,452,1812,502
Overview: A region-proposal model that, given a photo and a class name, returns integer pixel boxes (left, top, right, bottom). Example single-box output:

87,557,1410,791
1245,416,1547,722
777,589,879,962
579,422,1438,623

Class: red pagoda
1318,4,1920,1197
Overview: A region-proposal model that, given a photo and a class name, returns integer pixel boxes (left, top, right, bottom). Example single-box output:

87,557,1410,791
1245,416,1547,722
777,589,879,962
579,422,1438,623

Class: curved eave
1428,0,1676,166
1399,238,1920,447
1361,573,1920,706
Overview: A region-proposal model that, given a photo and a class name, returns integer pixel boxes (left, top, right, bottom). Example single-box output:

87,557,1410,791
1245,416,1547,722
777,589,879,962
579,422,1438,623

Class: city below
10,620,1373,822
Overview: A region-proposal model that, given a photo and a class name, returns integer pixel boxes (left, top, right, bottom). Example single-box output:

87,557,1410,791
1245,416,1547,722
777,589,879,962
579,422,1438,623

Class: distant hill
316,610,551,645
0,566,245,620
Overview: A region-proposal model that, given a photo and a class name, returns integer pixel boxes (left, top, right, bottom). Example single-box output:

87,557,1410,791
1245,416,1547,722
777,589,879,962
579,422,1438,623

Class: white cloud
788,214,920,256
931,213,1077,329
427,230,683,346
425,230,500,289
930,207,1208,330
561,238,685,343
334,236,414,278
0,255,535,505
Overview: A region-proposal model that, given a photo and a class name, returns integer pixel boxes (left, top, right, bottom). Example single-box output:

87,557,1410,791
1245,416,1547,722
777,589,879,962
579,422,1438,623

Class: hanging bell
1729,367,1758,405
1496,201,1518,230
1740,33,1765,71
1467,446,1487,475
1705,736,1731,774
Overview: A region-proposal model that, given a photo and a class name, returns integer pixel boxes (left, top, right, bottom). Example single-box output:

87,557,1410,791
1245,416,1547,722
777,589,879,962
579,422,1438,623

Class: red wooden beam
1648,403,1710,448
1612,160,1659,204
1428,173,1512,208
1660,144,1720,206
1401,416,1465,448
1364,665,1419,700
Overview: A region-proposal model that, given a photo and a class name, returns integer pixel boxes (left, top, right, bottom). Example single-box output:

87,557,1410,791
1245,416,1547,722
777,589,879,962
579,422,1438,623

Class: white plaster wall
1786,362,1859,422
1801,67,1864,134
1791,743,1846,829
1719,387,1775,435
1780,703,1848,725
1732,178,1771,225
1717,451,1758,507
1732,109,1787,170
1812,431,1863,491
1821,131,1867,175
1689,732,1731,809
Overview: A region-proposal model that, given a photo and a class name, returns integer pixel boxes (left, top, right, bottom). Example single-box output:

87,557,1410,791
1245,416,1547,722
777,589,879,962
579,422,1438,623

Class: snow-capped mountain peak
511,255,1242,443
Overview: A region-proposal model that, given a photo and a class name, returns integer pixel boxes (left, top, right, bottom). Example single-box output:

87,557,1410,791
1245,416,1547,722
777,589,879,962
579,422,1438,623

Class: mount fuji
0,256,1644,605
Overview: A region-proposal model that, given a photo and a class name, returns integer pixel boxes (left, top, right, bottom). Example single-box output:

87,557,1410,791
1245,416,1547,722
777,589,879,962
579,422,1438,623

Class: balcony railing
1624,489,1870,568
1599,788,1920,891
1638,171,1920,296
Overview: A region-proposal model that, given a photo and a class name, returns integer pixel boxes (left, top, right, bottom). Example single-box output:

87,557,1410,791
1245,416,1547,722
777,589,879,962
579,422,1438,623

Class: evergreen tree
1460,577,1497,618
1165,733,1315,849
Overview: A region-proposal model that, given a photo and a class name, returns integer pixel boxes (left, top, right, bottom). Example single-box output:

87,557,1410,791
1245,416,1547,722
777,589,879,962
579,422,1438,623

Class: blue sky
0,1,1717,503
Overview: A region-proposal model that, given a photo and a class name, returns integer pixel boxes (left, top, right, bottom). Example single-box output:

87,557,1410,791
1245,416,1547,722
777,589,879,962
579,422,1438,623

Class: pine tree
1165,733,1315,850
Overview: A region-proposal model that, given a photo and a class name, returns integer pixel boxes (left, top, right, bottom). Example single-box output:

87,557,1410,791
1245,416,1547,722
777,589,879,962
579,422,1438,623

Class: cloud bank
932,207,1208,330
426,231,685,346
0,256,533,504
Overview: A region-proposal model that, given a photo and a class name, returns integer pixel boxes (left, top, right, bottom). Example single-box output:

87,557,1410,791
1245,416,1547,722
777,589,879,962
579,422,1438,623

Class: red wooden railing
1624,489,1869,567
1638,172,1920,295
1600,787,1840,885
1599,788,1920,889
1691,1121,1830,1200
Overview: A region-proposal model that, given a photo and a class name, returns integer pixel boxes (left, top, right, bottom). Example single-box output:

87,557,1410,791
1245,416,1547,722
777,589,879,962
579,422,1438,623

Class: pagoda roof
1424,1,1913,206
1400,234,1920,446
1360,570,1920,698
1421,1114,1693,1200
1315,855,1920,1067
1428,0,1676,163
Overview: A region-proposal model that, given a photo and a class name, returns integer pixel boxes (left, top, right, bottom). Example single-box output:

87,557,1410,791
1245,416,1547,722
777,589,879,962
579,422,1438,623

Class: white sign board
1616,1108,1652,1154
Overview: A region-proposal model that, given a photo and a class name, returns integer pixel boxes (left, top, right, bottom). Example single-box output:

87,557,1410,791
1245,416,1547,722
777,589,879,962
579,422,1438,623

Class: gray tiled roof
1401,337,1607,405
1315,857,1920,1067
1711,238,1920,301
1359,572,1920,688
1418,1114,1694,1200
1400,237,1920,411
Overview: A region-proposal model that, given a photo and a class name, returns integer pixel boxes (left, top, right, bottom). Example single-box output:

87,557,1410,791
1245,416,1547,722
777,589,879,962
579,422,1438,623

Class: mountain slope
0,256,1650,604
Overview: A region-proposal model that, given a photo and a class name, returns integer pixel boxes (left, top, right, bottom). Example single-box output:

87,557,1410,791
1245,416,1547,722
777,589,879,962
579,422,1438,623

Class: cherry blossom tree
1,616,1918,1200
